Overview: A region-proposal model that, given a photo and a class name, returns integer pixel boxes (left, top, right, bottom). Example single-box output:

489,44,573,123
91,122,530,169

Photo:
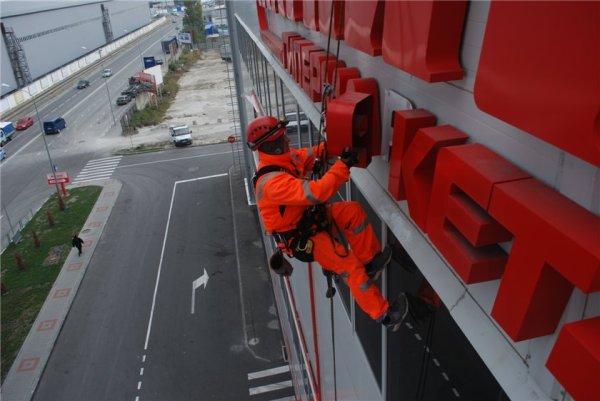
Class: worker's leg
312,231,388,320
329,202,381,265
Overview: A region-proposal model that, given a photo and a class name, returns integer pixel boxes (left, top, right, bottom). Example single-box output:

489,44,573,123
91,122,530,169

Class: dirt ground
133,49,236,147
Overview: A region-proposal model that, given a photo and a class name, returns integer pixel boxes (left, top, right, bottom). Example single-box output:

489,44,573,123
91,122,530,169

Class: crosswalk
72,156,122,184
247,365,295,401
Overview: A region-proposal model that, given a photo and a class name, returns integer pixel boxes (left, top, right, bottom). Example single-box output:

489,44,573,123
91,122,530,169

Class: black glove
340,147,359,168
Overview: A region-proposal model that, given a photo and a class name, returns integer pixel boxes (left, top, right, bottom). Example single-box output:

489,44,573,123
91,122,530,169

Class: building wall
230,1,599,401
0,1,150,96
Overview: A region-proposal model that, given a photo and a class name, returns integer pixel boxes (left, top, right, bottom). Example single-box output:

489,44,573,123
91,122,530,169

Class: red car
15,117,34,130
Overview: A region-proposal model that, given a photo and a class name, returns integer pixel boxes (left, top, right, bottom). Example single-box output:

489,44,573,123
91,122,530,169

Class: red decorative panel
382,1,466,82
310,52,334,101
343,0,384,56
301,45,323,95
288,36,306,76
292,39,314,83
321,59,346,87
346,78,381,158
426,144,530,283
489,178,600,340
282,32,302,69
318,0,344,39
285,0,303,21
261,30,284,62
403,126,468,232
546,317,600,401
474,2,600,167
303,0,319,30
388,109,437,201
256,1,269,30
333,67,360,97
326,91,372,167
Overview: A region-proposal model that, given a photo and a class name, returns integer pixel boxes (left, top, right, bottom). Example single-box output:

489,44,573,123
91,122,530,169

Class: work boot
365,246,392,282
379,292,410,332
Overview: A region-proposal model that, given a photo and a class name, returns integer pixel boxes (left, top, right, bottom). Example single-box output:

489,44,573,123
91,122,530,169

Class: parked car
169,125,193,147
15,116,34,130
116,95,132,105
77,79,90,89
0,122,15,145
102,68,112,78
43,117,66,135
121,86,139,98
155,59,164,65
0,148,6,161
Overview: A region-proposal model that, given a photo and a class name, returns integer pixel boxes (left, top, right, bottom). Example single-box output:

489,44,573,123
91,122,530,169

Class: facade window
385,229,509,401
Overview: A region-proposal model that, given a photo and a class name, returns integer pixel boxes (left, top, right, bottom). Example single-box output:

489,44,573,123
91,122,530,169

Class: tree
183,1,204,44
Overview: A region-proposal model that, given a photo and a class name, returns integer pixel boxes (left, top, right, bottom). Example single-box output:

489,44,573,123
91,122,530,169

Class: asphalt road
32,145,291,401
0,17,180,250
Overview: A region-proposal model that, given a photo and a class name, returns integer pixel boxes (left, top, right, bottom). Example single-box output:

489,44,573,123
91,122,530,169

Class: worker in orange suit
247,116,408,330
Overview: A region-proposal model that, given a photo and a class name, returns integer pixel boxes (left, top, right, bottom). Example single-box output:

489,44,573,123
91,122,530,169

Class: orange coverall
255,145,389,320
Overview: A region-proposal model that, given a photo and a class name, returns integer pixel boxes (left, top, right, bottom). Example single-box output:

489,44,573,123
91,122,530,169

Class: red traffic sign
46,171,70,185
227,135,236,144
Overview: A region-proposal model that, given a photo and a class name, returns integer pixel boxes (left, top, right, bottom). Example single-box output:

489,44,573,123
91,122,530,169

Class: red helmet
246,116,288,151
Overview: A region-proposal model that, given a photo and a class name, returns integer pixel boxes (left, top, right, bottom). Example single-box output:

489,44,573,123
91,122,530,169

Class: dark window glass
350,181,384,387
386,228,510,401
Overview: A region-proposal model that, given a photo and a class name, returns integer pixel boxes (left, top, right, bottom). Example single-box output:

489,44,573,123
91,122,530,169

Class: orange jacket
255,145,350,233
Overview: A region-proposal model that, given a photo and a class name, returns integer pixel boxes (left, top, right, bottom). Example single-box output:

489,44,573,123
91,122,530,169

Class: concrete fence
0,16,167,114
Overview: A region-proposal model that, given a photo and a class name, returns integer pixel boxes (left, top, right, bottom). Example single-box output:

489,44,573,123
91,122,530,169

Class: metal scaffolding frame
1,22,32,88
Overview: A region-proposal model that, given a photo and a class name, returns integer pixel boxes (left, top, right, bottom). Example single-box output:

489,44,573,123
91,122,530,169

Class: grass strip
1,186,102,381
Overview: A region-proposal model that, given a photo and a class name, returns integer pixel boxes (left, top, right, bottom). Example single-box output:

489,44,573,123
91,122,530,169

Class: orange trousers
312,202,389,320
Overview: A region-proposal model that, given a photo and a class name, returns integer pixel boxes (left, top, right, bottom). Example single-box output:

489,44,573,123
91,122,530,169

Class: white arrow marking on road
191,268,209,314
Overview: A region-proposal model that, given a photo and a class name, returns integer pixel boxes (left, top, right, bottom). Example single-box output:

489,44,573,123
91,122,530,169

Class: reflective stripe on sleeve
256,172,284,202
302,180,320,204
352,219,369,236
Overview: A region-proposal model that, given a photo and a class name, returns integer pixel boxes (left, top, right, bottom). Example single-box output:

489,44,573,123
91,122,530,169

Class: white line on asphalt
143,172,228,351
140,367,144,376
442,372,450,381
77,167,117,176
248,380,293,395
84,160,121,168
228,168,269,363
74,172,113,180
142,355,146,363
117,151,230,169
71,177,112,184
135,397,139,401
269,397,295,401
89,155,122,162
79,165,118,173
247,365,290,380
137,381,142,390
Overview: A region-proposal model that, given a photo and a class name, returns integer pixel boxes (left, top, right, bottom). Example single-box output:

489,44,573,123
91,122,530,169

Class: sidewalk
1,179,122,401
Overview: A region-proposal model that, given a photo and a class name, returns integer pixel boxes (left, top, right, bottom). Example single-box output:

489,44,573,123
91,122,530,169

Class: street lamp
82,46,116,126
2,83,65,210
123,29,144,70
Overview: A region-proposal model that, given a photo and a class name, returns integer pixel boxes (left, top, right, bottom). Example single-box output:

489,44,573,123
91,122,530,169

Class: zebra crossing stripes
72,156,122,184
247,365,295,401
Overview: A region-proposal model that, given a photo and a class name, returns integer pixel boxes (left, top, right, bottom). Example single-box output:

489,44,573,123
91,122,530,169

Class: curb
1,179,122,401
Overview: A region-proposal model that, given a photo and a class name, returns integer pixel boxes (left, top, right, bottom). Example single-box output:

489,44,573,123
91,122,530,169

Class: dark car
155,59,164,65
43,117,66,134
76,80,90,89
15,116,34,130
116,95,131,105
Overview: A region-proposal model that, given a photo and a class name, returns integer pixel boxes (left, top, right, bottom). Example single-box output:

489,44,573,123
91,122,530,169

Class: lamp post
82,46,116,126
2,83,65,210
124,29,144,70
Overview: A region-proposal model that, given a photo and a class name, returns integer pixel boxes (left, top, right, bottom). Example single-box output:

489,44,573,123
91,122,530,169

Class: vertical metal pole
279,78,286,118
308,121,314,147
295,103,301,148
99,51,117,126
32,93,63,208
273,69,280,119
264,59,273,115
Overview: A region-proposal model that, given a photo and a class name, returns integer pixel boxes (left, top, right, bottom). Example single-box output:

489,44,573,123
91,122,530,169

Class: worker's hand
340,147,359,168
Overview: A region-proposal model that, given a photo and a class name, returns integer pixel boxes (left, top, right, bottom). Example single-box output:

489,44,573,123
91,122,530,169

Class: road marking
71,176,112,184
73,156,122,183
143,173,228,351
191,268,209,314
137,381,142,390
117,151,230,169
452,388,461,398
142,355,146,363
135,397,139,401
247,365,290,380
269,397,295,401
139,367,144,376
248,380,293,395
442,372,450,381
